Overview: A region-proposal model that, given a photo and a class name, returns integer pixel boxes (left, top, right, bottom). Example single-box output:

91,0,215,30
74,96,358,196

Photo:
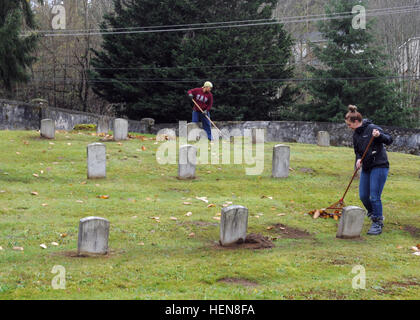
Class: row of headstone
176,144,291,180
40,118,129,141
75,204,366,256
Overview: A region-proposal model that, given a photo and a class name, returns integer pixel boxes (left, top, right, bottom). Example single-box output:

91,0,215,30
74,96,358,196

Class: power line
22,5,420,37
29,75,419,84
30,57,395,73
31,4,419,34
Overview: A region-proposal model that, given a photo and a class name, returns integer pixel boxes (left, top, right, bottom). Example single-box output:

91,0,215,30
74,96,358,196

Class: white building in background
399,37,420,79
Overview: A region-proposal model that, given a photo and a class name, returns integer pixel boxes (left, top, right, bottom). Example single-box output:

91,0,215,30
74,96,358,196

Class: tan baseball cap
203,81,213,88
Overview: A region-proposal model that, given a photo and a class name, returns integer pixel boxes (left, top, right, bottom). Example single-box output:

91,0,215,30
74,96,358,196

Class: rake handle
191,99,225,138
340,135,375,202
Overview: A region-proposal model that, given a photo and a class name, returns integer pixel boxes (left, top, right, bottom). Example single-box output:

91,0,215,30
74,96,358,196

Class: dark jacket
353,119,393,171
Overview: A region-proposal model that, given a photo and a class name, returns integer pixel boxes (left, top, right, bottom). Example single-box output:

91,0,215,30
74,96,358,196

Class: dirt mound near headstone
271,224,312,239
404,225,420,238
214,233,275,250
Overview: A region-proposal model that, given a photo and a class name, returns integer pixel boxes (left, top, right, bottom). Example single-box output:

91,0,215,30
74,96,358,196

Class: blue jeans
192,111,213,140
359,167,389,219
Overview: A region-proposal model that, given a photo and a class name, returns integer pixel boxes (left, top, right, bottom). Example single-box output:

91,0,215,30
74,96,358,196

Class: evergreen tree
302,0,412,127
0,0,42,94
90,0,295,122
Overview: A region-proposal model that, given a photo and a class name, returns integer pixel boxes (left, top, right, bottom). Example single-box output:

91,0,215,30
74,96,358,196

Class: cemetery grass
0,130,419,300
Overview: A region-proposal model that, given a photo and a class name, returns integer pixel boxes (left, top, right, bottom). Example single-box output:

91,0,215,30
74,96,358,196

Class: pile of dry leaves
308,209,342,220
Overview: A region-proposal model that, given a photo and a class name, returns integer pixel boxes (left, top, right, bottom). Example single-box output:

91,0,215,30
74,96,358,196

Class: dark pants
359,167,389,219
192,111,213,140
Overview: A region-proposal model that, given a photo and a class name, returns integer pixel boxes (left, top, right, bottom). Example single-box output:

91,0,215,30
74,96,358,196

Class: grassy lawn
0,129,419,300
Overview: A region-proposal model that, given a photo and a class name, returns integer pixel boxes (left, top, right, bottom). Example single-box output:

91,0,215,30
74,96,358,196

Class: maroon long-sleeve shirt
188,88,213,112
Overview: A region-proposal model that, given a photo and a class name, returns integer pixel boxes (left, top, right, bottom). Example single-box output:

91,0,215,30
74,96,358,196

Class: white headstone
187,122,205,141
336,206,366,239
78,217,110,255
272,144,290,178
40,119,55,139
317,131,330,147
178,145,197,180
87,143,106,179
114,118,128,141
156,128,176,141
220,205,248,246
252,128,266,144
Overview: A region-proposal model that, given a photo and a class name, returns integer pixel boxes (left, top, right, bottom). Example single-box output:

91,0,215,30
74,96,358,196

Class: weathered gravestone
272,144,290,178
336,206,366,239
114,118,128,141
140,118,155,134
97,117,111,134
78,217,110,255
187,122,206,141
220,205,249,246
156,128,177,141
317,131,330,147
87,143,106,179
178,145,197,180
40,119,55,139
252,128,267,144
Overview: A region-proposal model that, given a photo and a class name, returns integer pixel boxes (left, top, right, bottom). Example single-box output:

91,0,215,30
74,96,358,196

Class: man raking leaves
188,81,215,141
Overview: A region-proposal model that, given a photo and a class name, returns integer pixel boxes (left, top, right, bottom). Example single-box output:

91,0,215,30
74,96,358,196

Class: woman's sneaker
367,217,384,235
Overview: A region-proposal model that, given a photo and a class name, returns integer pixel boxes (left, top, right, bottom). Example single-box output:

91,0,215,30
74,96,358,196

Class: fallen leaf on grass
142,146,147,151
213,217,221,221
138,242,145,246
33,174,39,178
396,245,403,249
261,195,273,199
188,232,195,238
41,203,48,207
31,191,39,196
16,152,21,155
183,202,192,205
195,196,209,203
185,212,193,217
97,195,110,199
0,246,3,251
170,217,178,221
277,213,286,216
207,204,216,208
51,242,59,246
60,233,67,238
76,200,84,203
40,244,47,249
13,247,24,251
313,210,321,219
267,226,274,230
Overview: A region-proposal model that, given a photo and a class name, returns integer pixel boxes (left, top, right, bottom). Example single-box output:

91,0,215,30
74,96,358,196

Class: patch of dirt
270,224,312,239
375,279,420,295
299,167,315,174
217,277,259,287
403,225,420,238
214,233,275,250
